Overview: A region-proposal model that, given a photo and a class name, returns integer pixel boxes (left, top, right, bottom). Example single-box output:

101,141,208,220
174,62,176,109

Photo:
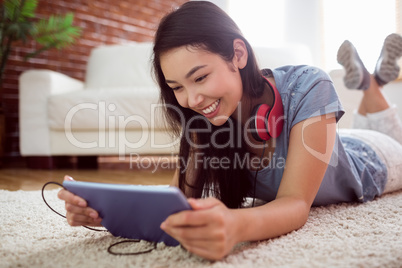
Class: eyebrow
165,65,207,84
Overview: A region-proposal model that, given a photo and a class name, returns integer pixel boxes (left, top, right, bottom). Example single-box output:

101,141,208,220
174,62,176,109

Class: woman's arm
161,113,337,260
237,112,337,241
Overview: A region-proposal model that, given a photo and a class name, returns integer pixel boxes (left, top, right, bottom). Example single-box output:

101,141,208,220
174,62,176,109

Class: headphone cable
252,140,266,207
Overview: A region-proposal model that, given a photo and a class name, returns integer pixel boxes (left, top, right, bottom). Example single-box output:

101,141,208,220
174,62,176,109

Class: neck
232,77,275,126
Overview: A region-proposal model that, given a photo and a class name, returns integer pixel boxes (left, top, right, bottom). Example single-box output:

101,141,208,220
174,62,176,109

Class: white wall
283,0,323,67
210,0,323,67
190,0,229,11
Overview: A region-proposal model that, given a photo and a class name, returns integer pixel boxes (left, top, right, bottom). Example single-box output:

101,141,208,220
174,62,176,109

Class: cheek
173,91,187,108
225,73,243,101
211,73,242,99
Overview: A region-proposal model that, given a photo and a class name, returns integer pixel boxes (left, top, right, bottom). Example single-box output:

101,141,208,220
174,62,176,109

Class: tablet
63,180,191,246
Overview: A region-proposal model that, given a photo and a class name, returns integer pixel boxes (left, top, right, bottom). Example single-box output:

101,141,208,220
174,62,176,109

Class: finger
164,205,223,228
163,210,205,228
188,197,221,210
65,204,102,226
66,213,91,226
64,175,74,181
163,224,220,242
65,202,99,219
58,189,87,207
66,212,102,226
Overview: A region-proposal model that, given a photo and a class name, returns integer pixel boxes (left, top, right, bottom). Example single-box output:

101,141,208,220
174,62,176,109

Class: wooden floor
0,155,177,191
0,168,174,191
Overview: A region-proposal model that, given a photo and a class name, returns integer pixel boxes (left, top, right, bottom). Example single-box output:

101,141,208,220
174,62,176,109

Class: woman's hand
160,197,239,261
57,176,103,227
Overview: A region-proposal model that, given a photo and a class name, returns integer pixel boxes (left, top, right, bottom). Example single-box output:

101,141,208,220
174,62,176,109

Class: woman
58,1,402,260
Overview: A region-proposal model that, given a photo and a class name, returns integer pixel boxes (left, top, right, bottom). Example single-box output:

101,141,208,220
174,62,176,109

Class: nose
186,89,204,109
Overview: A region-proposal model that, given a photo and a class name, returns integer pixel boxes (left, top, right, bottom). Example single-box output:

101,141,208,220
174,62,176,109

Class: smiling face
160,41,248,126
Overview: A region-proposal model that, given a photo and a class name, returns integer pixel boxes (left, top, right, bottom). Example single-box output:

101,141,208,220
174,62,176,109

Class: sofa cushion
83,43,313,90
48,87,167,130
85,42,156,89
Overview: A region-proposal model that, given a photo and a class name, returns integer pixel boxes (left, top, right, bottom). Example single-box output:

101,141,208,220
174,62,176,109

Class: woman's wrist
229,208,251,244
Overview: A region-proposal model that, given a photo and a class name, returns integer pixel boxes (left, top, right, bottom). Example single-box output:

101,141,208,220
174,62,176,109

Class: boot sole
376,33,402,82
337,40,364,89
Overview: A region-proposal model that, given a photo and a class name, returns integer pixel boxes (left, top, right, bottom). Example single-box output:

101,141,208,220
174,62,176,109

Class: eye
195,74,208,83
171,86,182,91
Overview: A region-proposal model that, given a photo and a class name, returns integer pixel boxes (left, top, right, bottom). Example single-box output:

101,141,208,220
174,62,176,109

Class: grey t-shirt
250,66,387,206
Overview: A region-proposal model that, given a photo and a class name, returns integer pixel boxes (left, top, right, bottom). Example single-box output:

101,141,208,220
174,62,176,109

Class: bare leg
357,75,390,116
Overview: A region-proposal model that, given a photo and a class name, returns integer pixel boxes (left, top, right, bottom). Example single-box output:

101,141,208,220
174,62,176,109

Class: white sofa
19,42,313,158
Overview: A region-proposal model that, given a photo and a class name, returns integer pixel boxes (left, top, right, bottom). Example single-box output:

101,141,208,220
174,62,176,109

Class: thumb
188,197,221,210
64,175,75,181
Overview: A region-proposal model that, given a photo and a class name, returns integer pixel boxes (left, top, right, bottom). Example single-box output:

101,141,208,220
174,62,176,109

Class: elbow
288,198,311,230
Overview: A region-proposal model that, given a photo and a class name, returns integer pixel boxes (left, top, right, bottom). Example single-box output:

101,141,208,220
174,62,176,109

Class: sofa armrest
20,69,84,95
19,70,84,156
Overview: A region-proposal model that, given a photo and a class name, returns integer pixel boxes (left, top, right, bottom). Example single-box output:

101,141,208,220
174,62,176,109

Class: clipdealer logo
63,100,341,167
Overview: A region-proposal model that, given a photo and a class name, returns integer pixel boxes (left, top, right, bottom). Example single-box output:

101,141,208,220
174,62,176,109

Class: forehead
160,46,219,76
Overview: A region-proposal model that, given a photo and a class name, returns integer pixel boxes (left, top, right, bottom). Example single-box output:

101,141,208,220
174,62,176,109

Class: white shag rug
0,189,401,268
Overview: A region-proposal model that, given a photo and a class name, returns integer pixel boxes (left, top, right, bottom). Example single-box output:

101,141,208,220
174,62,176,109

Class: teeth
202,99,220,114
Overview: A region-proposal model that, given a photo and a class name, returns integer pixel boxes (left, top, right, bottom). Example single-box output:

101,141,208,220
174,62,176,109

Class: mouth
202,99,220,115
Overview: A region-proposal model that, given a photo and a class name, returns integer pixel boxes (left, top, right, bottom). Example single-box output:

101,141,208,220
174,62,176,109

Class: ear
233,39,248,70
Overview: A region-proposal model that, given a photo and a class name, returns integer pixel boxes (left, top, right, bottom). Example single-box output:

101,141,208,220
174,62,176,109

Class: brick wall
2,0,188,164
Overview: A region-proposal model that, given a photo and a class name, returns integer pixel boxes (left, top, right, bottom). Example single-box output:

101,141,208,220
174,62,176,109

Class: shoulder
270,65,330,78
269,65,344,127
269,65,333,94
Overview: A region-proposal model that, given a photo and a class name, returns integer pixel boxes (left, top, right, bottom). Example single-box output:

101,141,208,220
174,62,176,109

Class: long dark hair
152,1,264,208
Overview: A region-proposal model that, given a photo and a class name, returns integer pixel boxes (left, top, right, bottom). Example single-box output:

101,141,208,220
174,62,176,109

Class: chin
208,116,229,126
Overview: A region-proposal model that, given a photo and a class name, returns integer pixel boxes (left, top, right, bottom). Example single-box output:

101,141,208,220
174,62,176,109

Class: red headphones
250,76,284,142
